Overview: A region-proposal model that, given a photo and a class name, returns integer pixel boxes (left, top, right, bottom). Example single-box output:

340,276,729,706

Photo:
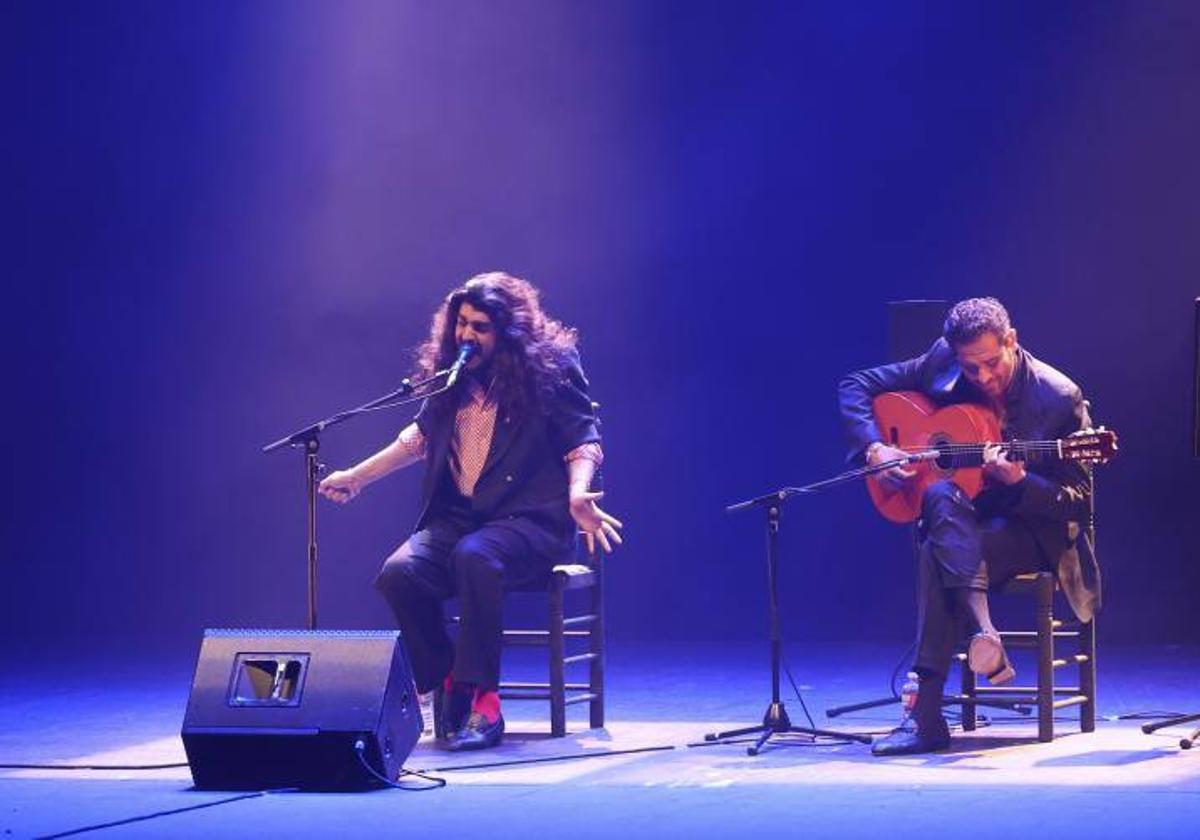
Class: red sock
472,689,501,723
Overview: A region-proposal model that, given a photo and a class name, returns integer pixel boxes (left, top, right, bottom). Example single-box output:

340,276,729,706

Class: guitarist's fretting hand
867,442,917,488
982,443,1026,485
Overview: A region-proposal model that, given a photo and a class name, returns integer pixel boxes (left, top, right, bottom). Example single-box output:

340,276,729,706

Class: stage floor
3,641,1197,838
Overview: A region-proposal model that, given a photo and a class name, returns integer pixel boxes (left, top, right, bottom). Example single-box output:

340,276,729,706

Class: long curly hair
415,272,579,416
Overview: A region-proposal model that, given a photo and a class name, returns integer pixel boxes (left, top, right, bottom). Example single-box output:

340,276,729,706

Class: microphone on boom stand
444,341,478,390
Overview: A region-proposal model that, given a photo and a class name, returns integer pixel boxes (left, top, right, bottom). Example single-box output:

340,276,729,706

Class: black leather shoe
434,685,471,741
871,717,951,756
445,713,505,751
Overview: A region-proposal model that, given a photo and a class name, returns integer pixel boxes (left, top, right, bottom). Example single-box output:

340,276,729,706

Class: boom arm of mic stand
725,488,803,515
725,452,937,514
260,369,451,454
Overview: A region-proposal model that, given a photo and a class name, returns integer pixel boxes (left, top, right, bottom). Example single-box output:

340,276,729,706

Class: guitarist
838,297,1100,756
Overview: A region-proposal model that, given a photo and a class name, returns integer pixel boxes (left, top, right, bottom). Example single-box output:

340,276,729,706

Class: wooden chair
956,464,1098,742
498,547,606,737
957,571,1097,741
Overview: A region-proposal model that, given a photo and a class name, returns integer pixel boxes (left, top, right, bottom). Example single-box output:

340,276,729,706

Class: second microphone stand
704,458,916,755
1142,713,1200,749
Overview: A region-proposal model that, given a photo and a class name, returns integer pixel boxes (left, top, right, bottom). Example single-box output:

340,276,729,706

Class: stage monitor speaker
887,299,948,363
1194,298,1199,459
182,629,421,790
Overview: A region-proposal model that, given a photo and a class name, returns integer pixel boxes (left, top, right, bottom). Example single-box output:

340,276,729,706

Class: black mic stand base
1142,712,1200,750
706,702,872,756
711,491,876,757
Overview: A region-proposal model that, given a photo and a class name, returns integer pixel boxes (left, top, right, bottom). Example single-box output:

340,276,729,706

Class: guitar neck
919,440,1066,465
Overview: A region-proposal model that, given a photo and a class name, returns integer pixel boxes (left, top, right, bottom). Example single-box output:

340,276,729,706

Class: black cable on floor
779,645,874,742
685,736,757,748
35,789,295,839
974,713,1098,725
779,651,818,730
420,743,676,773
1115,710,1189,721
353,739,446,790
24,746,446,838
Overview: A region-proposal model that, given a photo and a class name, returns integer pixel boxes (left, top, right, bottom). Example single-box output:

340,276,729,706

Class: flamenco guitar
867,391,1118,524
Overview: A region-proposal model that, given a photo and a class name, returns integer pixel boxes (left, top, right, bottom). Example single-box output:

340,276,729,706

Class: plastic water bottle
418,689,434,736
900,671,920,721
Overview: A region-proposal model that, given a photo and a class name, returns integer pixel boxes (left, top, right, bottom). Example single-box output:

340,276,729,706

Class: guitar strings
893,441,1073,451
890,442,1086,458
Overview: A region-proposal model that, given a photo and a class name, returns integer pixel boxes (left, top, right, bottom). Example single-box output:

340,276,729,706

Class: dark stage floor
3,640,1198,838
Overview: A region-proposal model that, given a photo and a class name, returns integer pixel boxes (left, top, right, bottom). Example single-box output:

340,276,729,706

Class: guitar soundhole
929,434,955,472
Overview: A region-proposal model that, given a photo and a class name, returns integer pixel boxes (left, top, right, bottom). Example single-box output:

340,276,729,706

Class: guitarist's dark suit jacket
838,338,1101,623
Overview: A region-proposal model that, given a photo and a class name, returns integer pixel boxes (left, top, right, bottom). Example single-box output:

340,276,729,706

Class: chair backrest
584,400,604,566
590,400,603,494
887,300,947,362
1083,399,1097,549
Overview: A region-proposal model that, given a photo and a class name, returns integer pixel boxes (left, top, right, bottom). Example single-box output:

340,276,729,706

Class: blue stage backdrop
9,1,1199,656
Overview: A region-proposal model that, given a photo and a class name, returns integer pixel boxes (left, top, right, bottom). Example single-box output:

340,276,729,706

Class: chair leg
433,688,445,741
960,653,978,731
549,581,567,738
589,560,605,730
1035,574,1055,743
1080,617,1097,733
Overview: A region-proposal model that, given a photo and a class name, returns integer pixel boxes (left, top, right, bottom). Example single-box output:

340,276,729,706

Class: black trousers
374,500,556,694
914,480,1050,678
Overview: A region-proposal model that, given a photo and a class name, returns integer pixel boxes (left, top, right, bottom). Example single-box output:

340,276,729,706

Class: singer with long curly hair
319,272,622,751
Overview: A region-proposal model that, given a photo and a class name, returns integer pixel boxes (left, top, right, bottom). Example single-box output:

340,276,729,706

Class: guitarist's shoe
871,716,951,756
968,631,1016,685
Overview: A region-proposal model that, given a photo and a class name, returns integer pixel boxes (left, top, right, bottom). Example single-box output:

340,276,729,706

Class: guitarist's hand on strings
982,443,1026,485
867,442,917,488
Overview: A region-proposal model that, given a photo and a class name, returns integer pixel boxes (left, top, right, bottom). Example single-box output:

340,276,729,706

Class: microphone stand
1142,713,1200,750
706,454,931,755
261,370,454,629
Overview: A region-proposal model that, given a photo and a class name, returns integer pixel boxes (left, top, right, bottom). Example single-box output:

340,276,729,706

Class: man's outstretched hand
569,490,624,554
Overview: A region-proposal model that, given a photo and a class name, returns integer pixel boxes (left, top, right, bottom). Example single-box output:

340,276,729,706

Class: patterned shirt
448,378,500,497
396,379,602,498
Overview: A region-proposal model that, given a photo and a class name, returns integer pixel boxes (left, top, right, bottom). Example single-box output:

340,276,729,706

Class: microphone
444,341,478,389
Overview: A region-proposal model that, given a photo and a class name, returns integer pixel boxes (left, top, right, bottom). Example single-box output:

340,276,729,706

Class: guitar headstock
1062,427,1119,464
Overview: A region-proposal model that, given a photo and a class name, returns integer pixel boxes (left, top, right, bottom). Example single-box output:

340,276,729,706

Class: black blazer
412,352,601,565
838,338,1101,622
